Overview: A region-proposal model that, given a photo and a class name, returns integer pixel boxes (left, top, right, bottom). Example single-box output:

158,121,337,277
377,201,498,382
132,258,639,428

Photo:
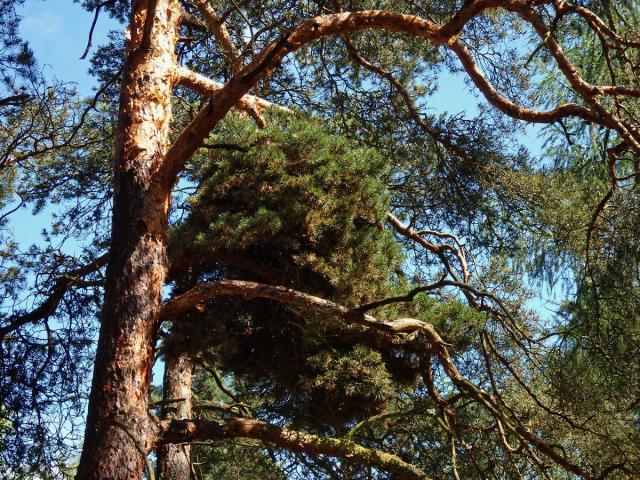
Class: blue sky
14,1,483,112
8,2,118,249
17,1,119,94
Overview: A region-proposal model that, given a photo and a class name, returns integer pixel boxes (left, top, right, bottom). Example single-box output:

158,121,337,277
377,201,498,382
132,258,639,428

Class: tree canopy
0,0,639,479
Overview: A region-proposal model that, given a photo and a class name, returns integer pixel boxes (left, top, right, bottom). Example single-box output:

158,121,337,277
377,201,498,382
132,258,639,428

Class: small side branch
387,212,470,283
0,253,108,339
192,0,243,73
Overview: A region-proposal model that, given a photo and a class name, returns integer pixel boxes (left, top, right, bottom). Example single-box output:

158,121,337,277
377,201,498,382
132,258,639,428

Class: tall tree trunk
157,351,193,480
77,0,180,478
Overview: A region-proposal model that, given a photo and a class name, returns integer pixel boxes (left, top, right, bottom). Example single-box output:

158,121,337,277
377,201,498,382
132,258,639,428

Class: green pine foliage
172,112,401,303
168,114,405,425
164,113,506,480
165,115,489,479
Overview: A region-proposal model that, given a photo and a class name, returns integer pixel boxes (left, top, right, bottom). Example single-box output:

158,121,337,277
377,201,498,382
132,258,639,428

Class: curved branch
387,212,470,283
165,3,635,183
158,416,432,480
163,10,446,180
160,278,442,338
505,2,640,151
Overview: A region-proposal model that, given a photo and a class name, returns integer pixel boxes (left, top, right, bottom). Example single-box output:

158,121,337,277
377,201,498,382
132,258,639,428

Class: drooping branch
160,277,596,478
341,33,475,161
422,336,596,480
551,0,640,49
513,2,640,99
503,3,640,152
80,0,110,60
584,142,628,267
1,68,122,169
157,416,432,480
385,213,535,344
448,39,603,125
0,253,108,339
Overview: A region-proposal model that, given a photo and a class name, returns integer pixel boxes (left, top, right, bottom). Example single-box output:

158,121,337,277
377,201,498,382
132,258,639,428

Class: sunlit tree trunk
76,0,180,477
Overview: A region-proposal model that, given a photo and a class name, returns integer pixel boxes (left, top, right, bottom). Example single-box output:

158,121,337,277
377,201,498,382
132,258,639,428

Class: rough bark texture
76,1,180,478
157,352,193,480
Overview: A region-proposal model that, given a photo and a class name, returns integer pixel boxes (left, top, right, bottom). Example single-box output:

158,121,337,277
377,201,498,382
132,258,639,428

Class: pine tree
0,1,639,479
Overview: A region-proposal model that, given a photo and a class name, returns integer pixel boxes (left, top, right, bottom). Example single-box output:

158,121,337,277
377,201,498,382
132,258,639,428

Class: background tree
0,1,113,475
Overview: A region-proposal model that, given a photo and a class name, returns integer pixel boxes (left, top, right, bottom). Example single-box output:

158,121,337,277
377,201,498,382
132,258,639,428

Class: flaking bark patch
76,1,181,478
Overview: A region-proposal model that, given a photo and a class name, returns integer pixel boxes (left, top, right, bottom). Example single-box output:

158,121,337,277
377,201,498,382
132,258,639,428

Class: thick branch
163,10,447,181
158,416,432,480
174,66,292,127
552,0,640,48
164,4,637,183
192,0,243,73
160,279,441,339
504,2,640,150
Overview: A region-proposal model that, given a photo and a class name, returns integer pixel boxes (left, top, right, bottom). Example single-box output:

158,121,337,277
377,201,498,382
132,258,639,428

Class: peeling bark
76,0,180,478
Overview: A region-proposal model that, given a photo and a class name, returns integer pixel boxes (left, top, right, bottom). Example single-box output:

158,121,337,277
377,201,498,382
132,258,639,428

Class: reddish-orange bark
76,0,180,478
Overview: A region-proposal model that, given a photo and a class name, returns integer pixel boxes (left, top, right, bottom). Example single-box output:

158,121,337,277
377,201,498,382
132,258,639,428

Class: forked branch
173,66,292,127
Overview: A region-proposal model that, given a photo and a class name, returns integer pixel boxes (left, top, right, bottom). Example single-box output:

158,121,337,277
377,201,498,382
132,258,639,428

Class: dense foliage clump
168,115,409,426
